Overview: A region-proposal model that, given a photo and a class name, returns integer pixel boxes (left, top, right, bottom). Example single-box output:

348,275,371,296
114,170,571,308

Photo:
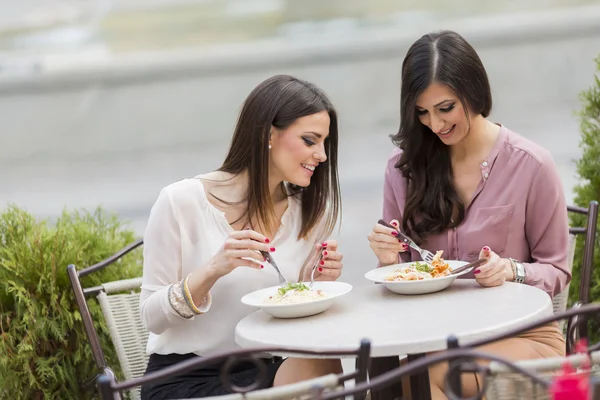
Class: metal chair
329,304,600,400
452,303,600,400
67,238,145,399
484,350,600,400
96,339,372,400
567,201,599,353
69,240,369,400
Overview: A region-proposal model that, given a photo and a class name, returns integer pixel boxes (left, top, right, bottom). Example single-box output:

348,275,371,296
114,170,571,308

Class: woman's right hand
367,219,409,266
208,230,274,278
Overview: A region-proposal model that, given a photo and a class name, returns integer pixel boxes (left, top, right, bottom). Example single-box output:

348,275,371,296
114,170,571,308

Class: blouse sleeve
139,187,211,335
522,156,571,297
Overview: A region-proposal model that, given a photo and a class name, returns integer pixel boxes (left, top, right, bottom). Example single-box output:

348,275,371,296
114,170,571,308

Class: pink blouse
382,125,571,297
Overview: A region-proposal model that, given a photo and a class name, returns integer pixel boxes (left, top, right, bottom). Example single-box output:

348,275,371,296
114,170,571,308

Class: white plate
241,281,352,319
364,260,472,295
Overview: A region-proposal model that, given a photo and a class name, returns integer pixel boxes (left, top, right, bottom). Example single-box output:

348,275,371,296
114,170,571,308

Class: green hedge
0,205,142,399
569,54,600,344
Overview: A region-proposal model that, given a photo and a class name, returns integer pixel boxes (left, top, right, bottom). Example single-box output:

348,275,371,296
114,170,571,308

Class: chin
439,136,459,146
287,177,311,188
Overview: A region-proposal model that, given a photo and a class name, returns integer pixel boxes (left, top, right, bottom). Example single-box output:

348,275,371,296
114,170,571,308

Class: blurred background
1,0,600,285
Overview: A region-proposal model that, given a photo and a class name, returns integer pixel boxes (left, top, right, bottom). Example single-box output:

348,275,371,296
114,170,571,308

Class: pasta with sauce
385,251,452,281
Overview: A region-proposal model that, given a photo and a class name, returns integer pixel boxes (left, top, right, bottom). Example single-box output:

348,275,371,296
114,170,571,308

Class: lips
438,125,455,136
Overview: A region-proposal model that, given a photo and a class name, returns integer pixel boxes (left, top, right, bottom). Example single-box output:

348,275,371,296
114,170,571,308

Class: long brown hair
218,75,340,240
391,31,492,244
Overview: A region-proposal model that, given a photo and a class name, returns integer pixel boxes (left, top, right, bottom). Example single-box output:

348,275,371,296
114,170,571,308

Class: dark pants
141,353,284,400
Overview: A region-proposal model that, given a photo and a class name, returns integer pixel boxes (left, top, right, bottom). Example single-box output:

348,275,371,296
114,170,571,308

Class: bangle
183,274,205,315
167,280,195,319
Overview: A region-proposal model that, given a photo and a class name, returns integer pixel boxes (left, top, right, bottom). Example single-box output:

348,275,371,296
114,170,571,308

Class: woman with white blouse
139,75,345,399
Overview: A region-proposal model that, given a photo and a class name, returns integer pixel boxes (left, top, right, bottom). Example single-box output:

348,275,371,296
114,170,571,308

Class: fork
377,219,435,264
260,251,289,287
308,253,324,288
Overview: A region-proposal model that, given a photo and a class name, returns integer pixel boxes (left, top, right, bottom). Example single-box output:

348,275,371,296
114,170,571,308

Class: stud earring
268,144,272,150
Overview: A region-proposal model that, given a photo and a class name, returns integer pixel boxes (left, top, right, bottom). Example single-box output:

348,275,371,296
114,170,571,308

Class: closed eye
417,109,427,116
302,137,315,146
440,104,455,113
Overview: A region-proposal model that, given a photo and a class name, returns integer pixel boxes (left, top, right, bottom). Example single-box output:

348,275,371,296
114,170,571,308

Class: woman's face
415,82,472,146
269,111,330,187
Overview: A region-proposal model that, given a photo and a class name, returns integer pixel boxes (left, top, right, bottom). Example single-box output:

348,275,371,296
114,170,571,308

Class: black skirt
141,353,285,400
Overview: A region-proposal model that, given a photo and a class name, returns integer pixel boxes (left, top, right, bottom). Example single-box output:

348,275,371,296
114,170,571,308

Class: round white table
235,280,554,399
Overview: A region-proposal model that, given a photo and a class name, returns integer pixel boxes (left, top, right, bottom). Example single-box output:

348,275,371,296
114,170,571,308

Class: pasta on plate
385,251,452,281
263,282,329,305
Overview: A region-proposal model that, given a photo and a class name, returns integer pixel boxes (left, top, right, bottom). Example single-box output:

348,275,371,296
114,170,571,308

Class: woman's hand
304,240,344,281
367,219,409,266
207,230,273,278
474,246,514,287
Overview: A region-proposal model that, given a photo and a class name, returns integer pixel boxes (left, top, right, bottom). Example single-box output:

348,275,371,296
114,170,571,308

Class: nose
430,114,445,133
315,144,327,163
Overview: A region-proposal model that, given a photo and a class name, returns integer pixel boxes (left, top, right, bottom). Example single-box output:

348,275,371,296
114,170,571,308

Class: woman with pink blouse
367,30,571,399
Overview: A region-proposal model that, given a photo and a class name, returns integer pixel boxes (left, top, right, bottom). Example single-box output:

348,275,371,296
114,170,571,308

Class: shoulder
385,147,406,183
500,127,564,201
160,177,204,200
502,127,556,171
387,147,403,167
154,177,208,217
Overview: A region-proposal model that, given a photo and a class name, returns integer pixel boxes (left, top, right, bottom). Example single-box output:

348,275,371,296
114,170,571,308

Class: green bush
0,205,143,399
569,54,600,343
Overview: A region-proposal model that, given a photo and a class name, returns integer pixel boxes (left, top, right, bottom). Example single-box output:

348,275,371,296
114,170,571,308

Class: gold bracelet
183,274,204,315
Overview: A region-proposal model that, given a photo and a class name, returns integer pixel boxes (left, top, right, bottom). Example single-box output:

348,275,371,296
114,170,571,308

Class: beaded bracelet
167,280,195,319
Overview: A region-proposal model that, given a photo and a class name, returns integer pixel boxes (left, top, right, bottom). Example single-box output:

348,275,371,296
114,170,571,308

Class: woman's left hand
474,246,513,287
304,240,344,281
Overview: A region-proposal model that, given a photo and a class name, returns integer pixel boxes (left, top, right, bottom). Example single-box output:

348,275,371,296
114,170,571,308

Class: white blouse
140,176,326,356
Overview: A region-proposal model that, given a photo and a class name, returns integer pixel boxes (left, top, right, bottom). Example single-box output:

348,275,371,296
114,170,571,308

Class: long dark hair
218,74,340,240
392,30,492,244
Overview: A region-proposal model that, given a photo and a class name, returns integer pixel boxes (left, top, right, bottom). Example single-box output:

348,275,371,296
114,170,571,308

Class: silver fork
377,219,435,264
261,251,289,287
308,253,324,288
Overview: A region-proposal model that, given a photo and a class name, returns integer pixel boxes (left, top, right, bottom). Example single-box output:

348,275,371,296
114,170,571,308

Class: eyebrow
304,131,324,138
434,99,454,107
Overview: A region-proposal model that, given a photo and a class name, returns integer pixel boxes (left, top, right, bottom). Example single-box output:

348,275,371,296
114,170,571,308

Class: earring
268,144,272,150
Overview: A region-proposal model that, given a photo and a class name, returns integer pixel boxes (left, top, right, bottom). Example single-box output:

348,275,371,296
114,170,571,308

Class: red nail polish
483,246,490,252
318,267,323,272
323,251,328,256
391,221,398,227
264,238,270,243
403,243,409,249
320,260,325,265
270,247,276,252
474,269,481,274
321,242,327,247
260,265,264,269
391,231,398,236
